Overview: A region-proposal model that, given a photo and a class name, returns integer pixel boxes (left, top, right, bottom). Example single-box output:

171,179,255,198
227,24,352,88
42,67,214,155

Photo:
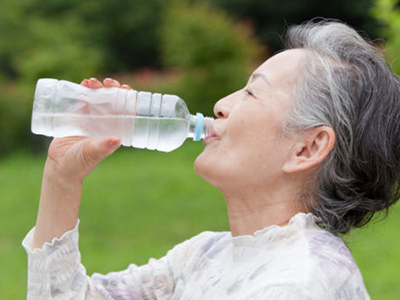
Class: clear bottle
31,79,213,152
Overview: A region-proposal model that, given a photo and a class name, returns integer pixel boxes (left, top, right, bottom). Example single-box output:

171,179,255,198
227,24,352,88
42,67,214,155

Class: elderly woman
23,20,400,299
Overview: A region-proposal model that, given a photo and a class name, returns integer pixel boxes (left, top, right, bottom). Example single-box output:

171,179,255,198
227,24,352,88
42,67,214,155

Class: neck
221,183,307,237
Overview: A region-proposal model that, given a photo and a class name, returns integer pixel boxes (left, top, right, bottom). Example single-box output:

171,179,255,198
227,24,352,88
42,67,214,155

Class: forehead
249,49,307,88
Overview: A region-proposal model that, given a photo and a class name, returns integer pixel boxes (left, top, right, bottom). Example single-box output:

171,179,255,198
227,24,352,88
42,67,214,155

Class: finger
103,78,121,88
121,84,132,90
88,78,103,89
81,79,89,87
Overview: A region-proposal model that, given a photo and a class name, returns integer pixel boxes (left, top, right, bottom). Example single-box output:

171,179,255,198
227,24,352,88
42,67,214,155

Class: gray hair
284,20,400,234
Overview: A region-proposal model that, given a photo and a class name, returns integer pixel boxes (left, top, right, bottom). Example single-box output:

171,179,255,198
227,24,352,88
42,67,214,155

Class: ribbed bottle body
32,79,213,152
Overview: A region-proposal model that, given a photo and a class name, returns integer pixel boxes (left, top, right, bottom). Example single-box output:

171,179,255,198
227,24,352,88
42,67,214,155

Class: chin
194,151,217,183
194,152,207,177
194,151,227,189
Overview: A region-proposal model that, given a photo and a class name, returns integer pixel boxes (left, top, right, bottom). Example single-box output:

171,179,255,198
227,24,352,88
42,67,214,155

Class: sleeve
22,221,94,300
22,221,194,300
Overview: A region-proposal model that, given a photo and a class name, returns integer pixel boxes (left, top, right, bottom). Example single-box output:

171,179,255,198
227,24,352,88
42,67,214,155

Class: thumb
82,136,121,167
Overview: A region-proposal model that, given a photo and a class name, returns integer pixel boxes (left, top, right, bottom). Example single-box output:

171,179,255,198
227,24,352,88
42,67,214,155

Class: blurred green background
0,0,400,299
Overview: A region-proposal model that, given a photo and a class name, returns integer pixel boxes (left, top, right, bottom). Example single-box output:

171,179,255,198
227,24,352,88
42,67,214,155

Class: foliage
371,0,400,74
0,0,105,155
15,0,165,73
214,0,382,52
0,81,33,155
159,0,262,114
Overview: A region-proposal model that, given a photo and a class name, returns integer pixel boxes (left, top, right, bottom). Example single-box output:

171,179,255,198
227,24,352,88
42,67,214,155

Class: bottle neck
188,113,213,141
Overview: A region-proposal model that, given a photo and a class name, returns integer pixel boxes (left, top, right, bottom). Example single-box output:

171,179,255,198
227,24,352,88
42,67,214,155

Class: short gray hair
284,20,400,234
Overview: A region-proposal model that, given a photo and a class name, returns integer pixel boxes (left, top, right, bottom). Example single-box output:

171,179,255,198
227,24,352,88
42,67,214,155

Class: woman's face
195,49,306,191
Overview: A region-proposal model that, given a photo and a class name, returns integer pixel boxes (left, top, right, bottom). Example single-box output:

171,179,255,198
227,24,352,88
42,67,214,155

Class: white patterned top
23,213,370,300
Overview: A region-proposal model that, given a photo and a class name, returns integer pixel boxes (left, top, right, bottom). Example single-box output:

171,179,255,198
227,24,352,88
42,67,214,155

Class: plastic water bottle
31,79,213,152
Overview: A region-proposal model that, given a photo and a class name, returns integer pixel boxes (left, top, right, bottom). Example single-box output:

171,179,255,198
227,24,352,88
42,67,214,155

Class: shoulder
246,219,370,299
299,228,370,299
227,226,370,300
303,229,360,278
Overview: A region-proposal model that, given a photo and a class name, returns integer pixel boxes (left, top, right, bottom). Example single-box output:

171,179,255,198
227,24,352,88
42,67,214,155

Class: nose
213,90,240,118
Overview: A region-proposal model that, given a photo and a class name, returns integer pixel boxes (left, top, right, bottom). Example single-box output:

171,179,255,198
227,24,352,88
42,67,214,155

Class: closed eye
244,88,256,98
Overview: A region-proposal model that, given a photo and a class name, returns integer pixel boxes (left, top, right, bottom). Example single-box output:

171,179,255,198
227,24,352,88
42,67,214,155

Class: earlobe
282,126,335,173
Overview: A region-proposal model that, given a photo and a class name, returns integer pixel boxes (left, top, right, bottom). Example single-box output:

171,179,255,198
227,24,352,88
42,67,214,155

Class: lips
203,123,218,145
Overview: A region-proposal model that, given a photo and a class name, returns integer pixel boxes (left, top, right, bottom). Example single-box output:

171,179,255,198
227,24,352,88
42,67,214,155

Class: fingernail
108,138,121,149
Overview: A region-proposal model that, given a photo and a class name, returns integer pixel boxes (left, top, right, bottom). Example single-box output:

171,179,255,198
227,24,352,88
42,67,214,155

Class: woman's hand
32,78,129,249
46,136,121,185
45,78,129,184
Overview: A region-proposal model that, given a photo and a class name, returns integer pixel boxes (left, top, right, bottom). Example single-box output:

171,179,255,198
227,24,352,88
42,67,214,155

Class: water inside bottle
32,112,191,152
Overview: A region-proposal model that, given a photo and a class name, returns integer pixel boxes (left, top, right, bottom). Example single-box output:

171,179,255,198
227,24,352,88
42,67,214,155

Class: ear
282,126,335,173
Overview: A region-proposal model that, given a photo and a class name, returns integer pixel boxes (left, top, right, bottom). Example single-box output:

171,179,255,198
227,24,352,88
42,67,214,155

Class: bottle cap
194,112,204,141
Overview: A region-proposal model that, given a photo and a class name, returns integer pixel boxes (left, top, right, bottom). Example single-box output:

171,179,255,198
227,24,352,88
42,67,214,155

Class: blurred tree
0,0,104,83
213,0,381,53
0,0,105,155
0,0,165,79
0,81,32,155
0,0,29,80
16,18,104,83
98,0,165,72
0,0,381,81
0,0,40,155
371,0,400,74
159,0,262,114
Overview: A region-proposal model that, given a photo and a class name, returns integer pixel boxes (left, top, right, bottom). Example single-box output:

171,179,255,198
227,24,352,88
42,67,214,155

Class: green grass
345,204,400,300
0,143,399,299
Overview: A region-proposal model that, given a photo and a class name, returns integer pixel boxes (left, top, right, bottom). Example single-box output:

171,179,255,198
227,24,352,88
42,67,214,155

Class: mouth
203,123,218,145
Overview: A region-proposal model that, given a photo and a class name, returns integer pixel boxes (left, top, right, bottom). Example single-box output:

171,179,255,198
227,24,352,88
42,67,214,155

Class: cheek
194,108,288,185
